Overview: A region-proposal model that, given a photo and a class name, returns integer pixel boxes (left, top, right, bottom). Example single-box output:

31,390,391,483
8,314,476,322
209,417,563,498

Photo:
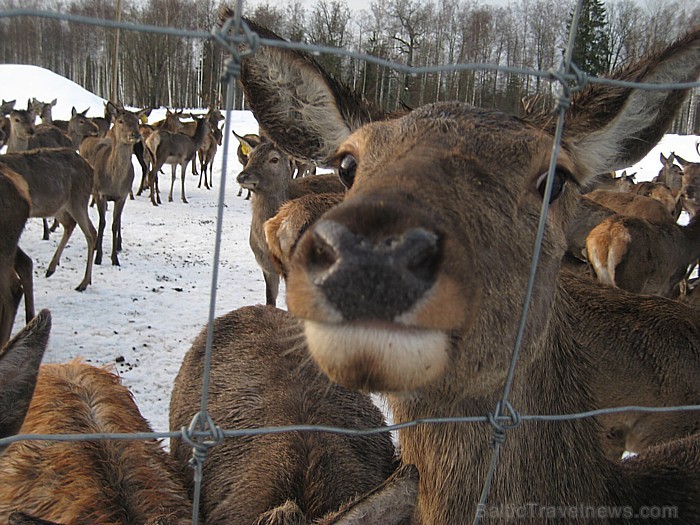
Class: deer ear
559,29,700,179
0,310,51,447
235,17,384,164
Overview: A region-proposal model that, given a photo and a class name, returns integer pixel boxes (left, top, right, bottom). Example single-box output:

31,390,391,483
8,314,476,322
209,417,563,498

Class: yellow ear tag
140,114,149,125
240,142,252,156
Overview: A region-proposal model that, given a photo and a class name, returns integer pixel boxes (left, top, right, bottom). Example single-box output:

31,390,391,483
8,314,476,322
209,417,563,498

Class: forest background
0,0,698,133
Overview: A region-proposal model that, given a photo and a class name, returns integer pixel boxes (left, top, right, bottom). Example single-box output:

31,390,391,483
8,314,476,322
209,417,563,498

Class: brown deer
0,165,31,347
197,126,222,189
586,212,700,297
0,310,50,457
144,114,210,205
233,129,262,200
0,357,192,524
628,180,681,220
79,102,148,266
65,107,100,149
266,194,700,463
169,305,399,525
656,151,684,196
233,15,700,521
236,136,345,306
30,97,67,130
178,107,224,175
0,149,96,292
676,150,700,219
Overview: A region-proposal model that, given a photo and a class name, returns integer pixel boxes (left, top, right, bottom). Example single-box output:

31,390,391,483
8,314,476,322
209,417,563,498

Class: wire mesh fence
1,1,700,524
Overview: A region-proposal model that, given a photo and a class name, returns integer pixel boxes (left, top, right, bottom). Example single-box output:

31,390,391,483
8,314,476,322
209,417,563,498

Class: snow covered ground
3,64,699,435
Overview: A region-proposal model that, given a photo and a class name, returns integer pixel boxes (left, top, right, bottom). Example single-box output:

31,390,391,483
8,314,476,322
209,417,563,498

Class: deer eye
338,154,357,189
536,169,568,203
269,156,279,164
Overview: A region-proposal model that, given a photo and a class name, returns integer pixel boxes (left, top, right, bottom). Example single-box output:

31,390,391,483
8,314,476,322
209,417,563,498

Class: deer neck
107,138,136,182
6,133,28,153
389,293,631,523
682,213,700,260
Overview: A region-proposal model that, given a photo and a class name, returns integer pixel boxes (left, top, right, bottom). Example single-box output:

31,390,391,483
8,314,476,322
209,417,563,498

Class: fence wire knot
487,400,521,448
212,14,259,83
181,412,224,469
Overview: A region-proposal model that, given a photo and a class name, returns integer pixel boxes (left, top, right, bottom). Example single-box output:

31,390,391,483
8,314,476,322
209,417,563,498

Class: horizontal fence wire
1,3,699,524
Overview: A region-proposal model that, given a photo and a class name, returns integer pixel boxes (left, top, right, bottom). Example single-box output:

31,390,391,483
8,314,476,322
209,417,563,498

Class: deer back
0,360,191,525
169,305,396,525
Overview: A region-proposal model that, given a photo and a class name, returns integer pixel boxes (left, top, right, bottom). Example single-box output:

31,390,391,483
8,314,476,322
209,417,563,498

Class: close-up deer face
285,103,580,394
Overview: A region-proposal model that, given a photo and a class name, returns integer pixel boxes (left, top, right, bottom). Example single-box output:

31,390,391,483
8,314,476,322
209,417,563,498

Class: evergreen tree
565,0,611,77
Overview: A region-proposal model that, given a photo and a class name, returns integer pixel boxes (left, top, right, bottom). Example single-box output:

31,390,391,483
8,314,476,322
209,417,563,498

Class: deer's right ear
235,17,384,164
0,310,51,448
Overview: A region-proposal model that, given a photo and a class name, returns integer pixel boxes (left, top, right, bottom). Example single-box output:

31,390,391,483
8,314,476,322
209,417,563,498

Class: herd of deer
0,14,700,525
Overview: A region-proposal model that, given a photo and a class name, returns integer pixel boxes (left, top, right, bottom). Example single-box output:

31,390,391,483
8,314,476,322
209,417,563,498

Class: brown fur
169,305,396,525
0,360,192,525
0,149,96,292
233,17,700,522
80,102,148,266
237,141,345,306
676,153,700,219
0,310,50,452
586,213,700,297
0,166,31,346
584,189,674,222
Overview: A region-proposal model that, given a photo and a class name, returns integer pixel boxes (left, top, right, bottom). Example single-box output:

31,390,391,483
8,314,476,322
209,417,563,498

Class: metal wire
0,4,699,525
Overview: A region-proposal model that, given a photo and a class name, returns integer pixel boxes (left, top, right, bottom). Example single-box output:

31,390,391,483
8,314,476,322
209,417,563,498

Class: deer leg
168,165,176,202
263,269,280,306
0,267,20,346
15,248,34,323
46,214,76,278
49,218,59,233
94,198,107,265
73,210,96,292
180,163,188,204
110,198,127,266
148,165,160,207
41,218,50,240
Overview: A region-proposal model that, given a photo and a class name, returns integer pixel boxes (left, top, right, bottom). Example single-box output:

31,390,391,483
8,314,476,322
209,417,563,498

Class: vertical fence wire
0,4,699,525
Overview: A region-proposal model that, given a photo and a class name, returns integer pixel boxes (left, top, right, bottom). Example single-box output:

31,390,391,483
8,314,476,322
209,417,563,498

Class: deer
0,310,50,457
231,13,700,521
0,165,32,347
177,107,225,175
144,114,210,205
233,129,261,200
197,125,222,189
30,97,66,130
656,151,684,196
0,149,96,292
169,304,402,525
266,193,700,463
676,149,700,219
585,211,700,298
65,107,100,149
0,99,16,139
0,354,192,524
79,102,148,266
236,135,345,306
628,180,681,220
7,100,73,154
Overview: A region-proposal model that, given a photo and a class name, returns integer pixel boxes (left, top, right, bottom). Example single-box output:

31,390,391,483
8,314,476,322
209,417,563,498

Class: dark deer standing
0,166,32,347
236,137,345,306
80,102,148,266
234,15,700,522
144,114,210,205
0,149,96,292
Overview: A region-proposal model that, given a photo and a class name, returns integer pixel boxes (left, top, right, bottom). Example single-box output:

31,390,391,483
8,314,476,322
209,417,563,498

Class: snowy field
2,64,699,434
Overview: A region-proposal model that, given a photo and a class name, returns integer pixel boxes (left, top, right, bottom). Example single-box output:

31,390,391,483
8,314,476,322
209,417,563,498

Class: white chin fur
304,320,449,392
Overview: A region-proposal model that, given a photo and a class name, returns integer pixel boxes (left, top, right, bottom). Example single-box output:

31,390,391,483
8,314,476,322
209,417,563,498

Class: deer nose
306,219,440,321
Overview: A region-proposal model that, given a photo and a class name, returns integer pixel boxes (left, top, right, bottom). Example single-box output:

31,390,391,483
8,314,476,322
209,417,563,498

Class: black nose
306,219,440,321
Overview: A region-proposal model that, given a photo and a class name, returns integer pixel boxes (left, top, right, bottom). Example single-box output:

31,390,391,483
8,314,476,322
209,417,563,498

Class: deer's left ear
555,29,700,181
235,17,385,164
